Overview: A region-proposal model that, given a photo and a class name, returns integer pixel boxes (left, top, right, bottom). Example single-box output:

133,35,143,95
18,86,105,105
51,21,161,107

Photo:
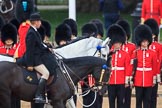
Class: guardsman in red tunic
107,24,131,108
141,0,162,25
14,0,35,58
133,24,158,108
144,18,161,108
15,21,31,58
116,19,136,108
79,23,100,108
0,23,18,57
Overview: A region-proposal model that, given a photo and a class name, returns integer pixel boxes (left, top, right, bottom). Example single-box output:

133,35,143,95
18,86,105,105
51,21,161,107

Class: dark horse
0,56,109,108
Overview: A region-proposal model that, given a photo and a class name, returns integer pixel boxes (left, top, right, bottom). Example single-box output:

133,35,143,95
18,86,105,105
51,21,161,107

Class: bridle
55,54,108,107
0,0,13,14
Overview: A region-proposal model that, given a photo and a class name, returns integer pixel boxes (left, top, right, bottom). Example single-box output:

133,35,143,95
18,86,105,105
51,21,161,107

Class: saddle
22,67,56,85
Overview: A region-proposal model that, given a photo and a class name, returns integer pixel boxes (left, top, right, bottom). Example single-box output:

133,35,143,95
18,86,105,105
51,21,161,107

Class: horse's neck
69,65,93,85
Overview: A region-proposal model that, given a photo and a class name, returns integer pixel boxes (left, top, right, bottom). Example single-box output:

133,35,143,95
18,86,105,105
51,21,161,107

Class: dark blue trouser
135,86,152,108
108,84,125,108
103,13,120,31
150,84,158,108
123,86,132,108
81,84,103,108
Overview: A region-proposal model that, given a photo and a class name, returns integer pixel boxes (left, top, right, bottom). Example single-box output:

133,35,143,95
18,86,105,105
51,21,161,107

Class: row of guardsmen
0,0,162,108
81,18,162,108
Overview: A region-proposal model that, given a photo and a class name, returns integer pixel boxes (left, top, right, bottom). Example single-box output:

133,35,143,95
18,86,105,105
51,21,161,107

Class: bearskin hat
63,18,78,36
9,18,20,30
116,19,131,40
107,24,126,45
38,25,46,41
41,20,51,38
15,0,35,23
0,16,5,30
144,18,159,37
55,23,72,45
1,23,17,45
134,24,152,46
81,23,98,37
90,19,104,37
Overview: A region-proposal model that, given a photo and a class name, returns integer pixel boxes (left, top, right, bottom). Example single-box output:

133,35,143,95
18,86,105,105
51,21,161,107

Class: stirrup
33,96,46,103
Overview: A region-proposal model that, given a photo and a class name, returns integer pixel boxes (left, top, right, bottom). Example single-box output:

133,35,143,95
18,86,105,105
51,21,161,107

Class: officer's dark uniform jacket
19,26,57,76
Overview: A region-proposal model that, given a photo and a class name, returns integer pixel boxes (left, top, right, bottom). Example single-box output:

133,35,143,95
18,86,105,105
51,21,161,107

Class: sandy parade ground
21,85,162,108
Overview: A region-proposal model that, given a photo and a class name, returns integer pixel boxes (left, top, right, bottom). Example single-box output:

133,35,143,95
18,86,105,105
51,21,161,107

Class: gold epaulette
21,20,31,26
22,22,26,26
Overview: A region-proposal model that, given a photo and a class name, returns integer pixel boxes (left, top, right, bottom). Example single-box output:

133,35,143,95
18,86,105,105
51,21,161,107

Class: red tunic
122,42,136,57
133,49,158,87
0,40,4,47
0,44,18,56
141,0,162,25
108,49,131,85
122,42,136,81
16,21,30,58
149,41,161,81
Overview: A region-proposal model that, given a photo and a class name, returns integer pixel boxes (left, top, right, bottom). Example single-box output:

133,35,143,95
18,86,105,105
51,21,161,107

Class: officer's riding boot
34,78,47,103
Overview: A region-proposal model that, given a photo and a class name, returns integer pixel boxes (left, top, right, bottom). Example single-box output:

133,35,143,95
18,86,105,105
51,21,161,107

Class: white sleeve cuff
157,74,161,83
153,76,157,84
125,76,129,84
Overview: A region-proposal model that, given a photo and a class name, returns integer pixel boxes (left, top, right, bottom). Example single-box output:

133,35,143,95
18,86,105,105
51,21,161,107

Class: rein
55,52,95,90
0,0,13,14
56,57,99,107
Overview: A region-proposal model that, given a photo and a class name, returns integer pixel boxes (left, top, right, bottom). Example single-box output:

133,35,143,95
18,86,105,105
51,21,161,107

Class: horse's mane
56,36,89,49
62,56,106,66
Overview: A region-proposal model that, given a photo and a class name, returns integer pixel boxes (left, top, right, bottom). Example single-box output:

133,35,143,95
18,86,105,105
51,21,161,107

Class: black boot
34,78,47,103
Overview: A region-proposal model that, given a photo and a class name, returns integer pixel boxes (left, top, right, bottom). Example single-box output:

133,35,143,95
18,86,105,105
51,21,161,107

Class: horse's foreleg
0,90,11,108
31,102,44,108
51,101,65,108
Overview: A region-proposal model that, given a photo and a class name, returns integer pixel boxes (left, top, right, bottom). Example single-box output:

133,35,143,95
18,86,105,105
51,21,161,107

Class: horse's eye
102,54,106,57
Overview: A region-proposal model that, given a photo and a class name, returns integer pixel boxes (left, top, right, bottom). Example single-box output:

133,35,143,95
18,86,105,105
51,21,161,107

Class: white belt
111,67,125,70
137,67,152,71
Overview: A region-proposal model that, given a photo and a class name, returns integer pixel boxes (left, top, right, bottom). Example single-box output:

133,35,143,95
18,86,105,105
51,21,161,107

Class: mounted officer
18,12,57,103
